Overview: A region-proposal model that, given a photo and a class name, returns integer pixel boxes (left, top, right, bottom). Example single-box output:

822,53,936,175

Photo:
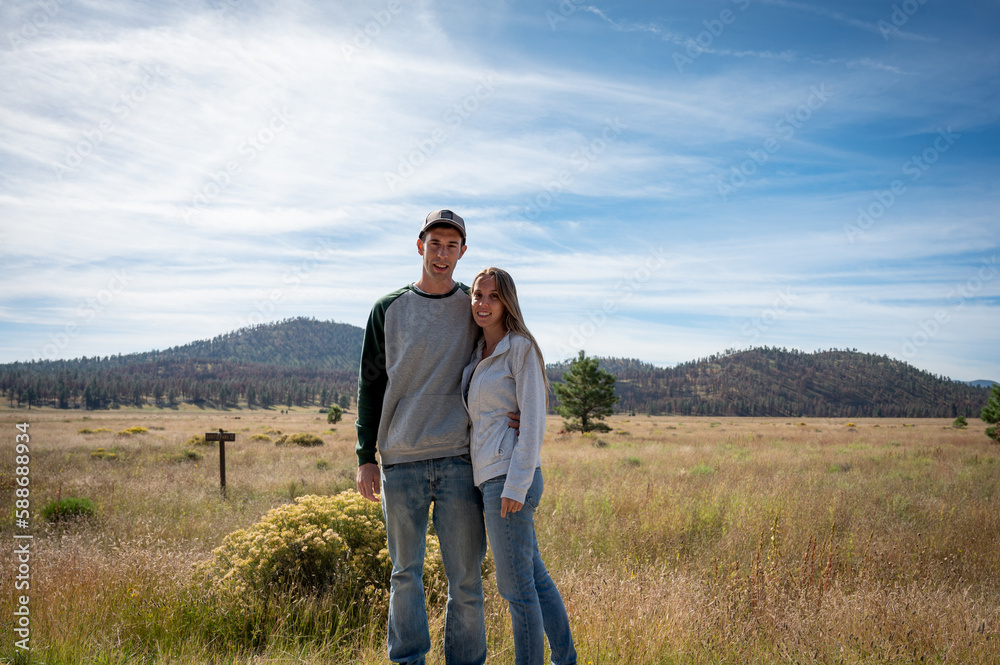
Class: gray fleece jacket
461,332,547,504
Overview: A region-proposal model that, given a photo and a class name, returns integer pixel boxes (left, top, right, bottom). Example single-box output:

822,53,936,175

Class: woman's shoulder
504,333,541,370
506,332,533,352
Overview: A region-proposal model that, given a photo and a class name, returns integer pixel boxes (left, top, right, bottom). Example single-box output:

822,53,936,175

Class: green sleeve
354,290,401,466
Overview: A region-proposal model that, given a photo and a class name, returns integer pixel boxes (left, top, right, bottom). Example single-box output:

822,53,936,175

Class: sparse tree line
0,359,356,410
552,347,990,419
1,340,991,421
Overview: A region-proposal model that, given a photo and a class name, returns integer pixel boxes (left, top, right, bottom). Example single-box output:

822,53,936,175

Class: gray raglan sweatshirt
355,283,478,467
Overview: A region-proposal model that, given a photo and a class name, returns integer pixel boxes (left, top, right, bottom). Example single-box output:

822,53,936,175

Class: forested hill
1,318,362,410
551,348,989,419
133,317,363,370
0,319,991,417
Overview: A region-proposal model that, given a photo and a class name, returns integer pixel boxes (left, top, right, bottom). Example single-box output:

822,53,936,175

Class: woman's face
471,275,506,333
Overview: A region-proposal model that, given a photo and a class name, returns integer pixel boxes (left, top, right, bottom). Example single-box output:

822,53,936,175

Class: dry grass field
1,407,998,664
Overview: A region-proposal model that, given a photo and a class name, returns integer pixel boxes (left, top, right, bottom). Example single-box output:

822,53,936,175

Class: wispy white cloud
758,0,939,43
0,0,997,381
584,4,798,63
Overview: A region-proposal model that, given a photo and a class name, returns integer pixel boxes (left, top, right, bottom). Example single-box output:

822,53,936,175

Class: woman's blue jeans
480,468,577,665
381,455,488,665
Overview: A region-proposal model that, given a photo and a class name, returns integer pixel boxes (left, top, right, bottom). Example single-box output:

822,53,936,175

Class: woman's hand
500,497,523,518
507,411,520,435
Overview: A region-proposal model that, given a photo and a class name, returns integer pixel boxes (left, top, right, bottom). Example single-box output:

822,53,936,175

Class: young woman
461,267,576,665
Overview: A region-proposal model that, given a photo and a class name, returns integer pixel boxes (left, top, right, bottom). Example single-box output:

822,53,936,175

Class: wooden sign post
205,428,236,497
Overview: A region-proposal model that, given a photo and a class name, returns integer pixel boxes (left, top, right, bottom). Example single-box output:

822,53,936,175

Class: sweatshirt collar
476,331,512,359
410,281,463,298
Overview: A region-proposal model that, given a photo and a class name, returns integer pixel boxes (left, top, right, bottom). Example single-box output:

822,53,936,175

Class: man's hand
357,463,381,502
500,497,523,518
507,411,520,436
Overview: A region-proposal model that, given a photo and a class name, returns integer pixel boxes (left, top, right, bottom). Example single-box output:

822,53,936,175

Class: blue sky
1,0,998,382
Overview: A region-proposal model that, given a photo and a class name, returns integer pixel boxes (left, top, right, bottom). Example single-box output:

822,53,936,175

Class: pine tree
981,383,1000,443
552,350,619,433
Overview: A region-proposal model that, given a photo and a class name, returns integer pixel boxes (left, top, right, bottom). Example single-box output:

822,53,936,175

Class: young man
356,209,487,665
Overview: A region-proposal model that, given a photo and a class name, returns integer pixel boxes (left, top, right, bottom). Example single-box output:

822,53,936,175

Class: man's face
417,226,467,282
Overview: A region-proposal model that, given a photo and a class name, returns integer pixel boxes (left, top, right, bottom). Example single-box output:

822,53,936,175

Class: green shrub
315,460,331,470
952,416,968,429
79,427,112,434
183,449,203,461
327,404,343,425
187,434,211,446
117,426,148,436
42,497,96,522
276,433,324,447
89,447,119,460
196,492,446,608
249,434,272,443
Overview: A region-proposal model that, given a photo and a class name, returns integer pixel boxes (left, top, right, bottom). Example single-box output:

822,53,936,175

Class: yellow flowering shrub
197,491,447,607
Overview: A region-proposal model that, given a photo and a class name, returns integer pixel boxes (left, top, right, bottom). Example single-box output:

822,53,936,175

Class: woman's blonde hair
470,267,549,395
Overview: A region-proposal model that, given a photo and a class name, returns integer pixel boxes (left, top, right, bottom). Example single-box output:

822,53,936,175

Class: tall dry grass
535,418,999,663
1,409,998,663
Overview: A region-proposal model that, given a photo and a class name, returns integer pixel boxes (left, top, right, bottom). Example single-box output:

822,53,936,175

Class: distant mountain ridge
967,380,998,388
559,348,991,418
135,317,363,370
0,317,361,410
0,318,991,417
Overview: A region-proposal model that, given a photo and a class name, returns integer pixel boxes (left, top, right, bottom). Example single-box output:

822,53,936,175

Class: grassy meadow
1,407,998,664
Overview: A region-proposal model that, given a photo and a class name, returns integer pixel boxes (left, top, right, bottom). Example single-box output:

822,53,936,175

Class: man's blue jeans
480,468,577,665
381,455,487,665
